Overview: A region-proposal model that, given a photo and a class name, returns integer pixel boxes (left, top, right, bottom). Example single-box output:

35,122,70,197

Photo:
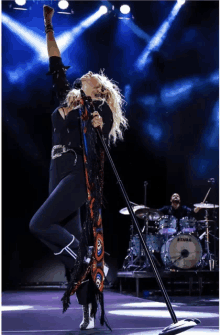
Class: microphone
73,78,82,89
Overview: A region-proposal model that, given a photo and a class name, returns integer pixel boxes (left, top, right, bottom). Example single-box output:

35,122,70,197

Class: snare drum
160,233,203,269
158,215,177,235
180,217,197,233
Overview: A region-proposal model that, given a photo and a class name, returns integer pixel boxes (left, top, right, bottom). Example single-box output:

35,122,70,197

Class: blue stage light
147,123,162,141
120,5,130,14
161,80,193,106
135,2,185,71
99,6,108,15
15,0,26,5
58,0,69,10
124,85,131,105
123,20,150,43
209,70,219,85
2,12,46,61
2,8,105,83
203,100,219,149
140,95,157,106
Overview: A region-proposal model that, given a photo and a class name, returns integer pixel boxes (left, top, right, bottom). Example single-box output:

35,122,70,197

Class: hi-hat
159,318,201,335
194,203,219,208
119,205,147,215
135,207,163,220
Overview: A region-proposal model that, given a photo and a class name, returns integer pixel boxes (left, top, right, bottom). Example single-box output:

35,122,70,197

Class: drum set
121,202,219,272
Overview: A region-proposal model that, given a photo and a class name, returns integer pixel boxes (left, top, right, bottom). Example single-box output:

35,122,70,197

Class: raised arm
43,5,61,58
43,5,71,106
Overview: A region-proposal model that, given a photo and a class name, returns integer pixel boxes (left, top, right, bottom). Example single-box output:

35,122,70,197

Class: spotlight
99,5,108,15
58,0,69,10
177,0,186,4
120,5,130,14
15,0,26,5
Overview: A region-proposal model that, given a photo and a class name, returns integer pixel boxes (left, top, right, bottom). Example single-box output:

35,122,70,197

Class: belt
51,145,77,165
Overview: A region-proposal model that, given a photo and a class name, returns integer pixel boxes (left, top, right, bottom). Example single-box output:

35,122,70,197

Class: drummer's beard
172,202,180,210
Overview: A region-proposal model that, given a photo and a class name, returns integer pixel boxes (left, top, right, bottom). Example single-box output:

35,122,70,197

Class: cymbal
119,205,147,215
194,203,219,209
197,220,215,223
135,208,163,221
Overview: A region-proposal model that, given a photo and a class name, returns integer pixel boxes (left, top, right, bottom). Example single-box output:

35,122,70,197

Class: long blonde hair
63,70,129,145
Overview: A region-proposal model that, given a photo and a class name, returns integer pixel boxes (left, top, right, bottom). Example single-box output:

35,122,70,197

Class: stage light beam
135,1,185,71
3,8,105,83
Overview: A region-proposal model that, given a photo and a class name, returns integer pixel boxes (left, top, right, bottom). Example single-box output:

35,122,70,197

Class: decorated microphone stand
80,88,201,335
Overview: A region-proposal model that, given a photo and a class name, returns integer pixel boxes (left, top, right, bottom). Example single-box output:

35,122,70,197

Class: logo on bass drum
177,238,191,242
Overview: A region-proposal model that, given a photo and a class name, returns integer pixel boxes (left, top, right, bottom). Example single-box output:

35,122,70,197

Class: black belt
51,145,81,165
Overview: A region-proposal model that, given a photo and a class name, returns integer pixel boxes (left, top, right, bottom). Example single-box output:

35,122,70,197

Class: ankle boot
79,303,95,330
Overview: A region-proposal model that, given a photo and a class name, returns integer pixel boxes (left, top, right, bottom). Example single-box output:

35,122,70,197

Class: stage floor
2,289,219,335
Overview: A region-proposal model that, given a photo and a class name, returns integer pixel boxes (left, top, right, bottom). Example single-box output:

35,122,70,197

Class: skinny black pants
29,152,91,304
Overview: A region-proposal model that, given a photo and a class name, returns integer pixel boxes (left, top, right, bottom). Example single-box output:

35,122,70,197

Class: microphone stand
80,89,200,334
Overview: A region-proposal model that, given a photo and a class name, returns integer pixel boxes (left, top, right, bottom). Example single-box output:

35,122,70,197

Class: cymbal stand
208,178,218,269
143,182,149,269
139,213,149,270
212,208,218,269
203,209,215,271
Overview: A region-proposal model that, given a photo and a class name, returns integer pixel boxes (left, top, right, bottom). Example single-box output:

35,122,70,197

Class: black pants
29,152,91,304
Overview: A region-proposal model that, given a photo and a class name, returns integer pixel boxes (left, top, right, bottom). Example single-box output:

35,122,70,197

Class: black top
158,205,195,220
47,56,113,152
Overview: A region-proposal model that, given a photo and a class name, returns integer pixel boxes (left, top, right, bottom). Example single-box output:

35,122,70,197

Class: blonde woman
29,5,128,331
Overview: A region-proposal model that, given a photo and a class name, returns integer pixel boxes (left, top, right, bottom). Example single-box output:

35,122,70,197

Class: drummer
159,193,201,231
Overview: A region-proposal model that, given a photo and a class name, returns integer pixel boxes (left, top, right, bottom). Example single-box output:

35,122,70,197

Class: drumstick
202,187,211,203
194,187,211,213
130,201,139,206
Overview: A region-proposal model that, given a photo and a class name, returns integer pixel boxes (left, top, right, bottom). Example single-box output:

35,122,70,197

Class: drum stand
122,218,144,270
162,232,172,270
81,90,201,335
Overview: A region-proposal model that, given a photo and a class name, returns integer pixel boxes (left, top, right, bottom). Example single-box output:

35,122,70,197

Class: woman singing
29,5,128,331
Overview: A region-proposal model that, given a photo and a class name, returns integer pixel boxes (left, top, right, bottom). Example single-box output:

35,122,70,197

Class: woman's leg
35,208,83,270
29,171,87,269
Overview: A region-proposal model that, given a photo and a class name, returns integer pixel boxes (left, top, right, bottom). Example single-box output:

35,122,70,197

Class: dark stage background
2,0,219,289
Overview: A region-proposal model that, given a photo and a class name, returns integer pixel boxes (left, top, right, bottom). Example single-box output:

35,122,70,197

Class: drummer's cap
170,193,181,202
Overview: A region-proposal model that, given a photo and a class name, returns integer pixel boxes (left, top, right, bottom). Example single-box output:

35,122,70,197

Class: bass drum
160,233,203,269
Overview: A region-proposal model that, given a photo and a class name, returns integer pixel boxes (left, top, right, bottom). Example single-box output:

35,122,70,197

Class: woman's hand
43,5,54,21
91,111,103,129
